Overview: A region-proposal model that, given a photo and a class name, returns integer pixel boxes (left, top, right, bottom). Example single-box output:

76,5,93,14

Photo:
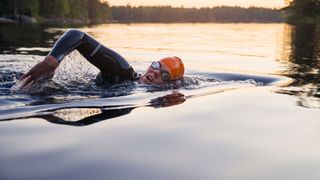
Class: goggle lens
161,72,171,82
151,62,171,82
151,61,161,70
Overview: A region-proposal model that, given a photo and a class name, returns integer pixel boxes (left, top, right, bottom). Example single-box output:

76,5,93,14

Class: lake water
0,23,320,180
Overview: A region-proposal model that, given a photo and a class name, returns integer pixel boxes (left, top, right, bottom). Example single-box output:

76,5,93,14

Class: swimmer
19,29,184,88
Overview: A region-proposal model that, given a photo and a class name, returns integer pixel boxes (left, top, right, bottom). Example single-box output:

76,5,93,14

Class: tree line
3,0,319,23
112,6,283,23
284,0,320,23
0,0,111,22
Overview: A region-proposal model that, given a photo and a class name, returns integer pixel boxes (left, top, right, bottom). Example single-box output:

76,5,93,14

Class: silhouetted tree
0,0,111,22
285,0,320,23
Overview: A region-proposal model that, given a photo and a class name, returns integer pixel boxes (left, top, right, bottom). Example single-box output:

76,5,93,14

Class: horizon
105,0,286,9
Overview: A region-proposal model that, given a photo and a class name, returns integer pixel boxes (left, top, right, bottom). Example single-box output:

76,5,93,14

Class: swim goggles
151,61,171,82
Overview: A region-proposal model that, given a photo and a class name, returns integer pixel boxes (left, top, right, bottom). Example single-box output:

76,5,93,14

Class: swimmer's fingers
20,56,58,81
21,68,56,88
19,69,33,81
19,61,42,81
20,68,43,88
20,58,57,83
21,73,49,88
20,75,34,89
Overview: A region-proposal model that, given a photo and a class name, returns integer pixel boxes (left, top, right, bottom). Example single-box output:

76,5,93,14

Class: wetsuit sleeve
48,29,138,84
48,29,85,62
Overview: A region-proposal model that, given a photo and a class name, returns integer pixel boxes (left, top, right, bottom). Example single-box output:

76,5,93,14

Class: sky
106,0,287,9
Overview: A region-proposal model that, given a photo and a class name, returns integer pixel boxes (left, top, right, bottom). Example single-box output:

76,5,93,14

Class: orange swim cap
160,56,184,80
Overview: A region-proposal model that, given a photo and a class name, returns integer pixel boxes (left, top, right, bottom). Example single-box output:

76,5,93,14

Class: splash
10,52,101,96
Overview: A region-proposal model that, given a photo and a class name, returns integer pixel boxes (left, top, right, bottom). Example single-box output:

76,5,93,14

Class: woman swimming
19,29,185,88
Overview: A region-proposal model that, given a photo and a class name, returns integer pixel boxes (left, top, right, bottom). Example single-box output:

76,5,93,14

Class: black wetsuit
48,29,138,85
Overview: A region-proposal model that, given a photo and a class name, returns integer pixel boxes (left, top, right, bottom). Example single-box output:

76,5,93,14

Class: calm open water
0,23,320,180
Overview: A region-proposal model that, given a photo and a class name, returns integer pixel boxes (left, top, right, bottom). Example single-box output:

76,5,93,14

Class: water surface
0,23,320,180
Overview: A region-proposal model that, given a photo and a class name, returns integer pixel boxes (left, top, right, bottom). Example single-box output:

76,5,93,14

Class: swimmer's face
138,61,170,84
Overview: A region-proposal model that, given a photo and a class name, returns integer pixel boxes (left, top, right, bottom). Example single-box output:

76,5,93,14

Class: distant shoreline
1,5,286,24
3,16,320,25
0,16,286,25
2,1,319,25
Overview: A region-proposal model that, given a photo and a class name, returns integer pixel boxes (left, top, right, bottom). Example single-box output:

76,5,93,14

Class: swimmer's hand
19,55,59,89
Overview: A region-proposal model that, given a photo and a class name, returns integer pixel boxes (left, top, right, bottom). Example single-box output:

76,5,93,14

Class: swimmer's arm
19,55,59,88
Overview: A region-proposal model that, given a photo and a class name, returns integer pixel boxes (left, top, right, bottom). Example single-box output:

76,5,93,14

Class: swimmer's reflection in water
35,92,186,126
18,29,185,90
